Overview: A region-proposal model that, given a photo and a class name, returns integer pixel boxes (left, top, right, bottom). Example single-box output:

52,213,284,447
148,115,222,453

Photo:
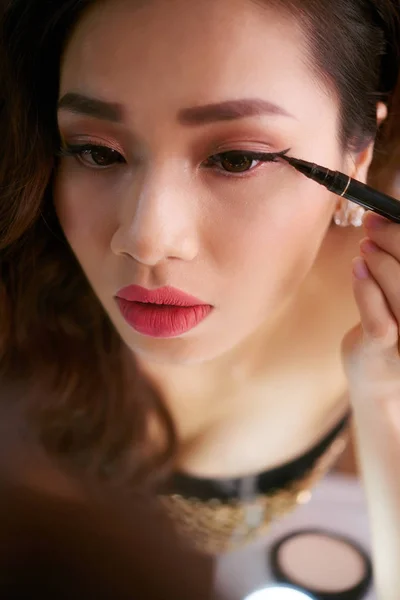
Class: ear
347,102,388,183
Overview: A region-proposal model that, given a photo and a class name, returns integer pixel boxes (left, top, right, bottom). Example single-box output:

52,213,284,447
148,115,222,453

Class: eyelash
57,144,126,169
57,143,278,176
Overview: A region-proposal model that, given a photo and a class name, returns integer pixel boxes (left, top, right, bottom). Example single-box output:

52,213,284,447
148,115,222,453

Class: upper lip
116,285,209,307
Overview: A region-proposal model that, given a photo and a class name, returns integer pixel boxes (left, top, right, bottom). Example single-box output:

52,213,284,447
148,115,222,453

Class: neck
135,288,300,401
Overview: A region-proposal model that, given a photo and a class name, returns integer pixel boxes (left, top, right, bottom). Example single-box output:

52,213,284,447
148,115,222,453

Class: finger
364,211,400,260
352,256,399,352
360,238,400,329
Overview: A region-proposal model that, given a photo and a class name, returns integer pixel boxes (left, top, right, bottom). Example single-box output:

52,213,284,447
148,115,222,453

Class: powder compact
269,528,372,600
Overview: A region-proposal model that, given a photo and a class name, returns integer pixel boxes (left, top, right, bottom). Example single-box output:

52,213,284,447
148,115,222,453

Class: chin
120,328,239,366
128,338,222,366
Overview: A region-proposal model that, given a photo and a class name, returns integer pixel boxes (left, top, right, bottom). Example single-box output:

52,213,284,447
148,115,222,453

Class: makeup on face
231,148,400,223
56,92,294,177
269,529,372,600
277,153,400,223
115,285,213,338
57,144,285,173
56,0,372,370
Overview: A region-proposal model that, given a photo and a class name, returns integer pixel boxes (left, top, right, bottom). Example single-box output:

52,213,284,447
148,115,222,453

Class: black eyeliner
280,154,400,224
57,143,96,157
57,145,289,165
241,148,291,163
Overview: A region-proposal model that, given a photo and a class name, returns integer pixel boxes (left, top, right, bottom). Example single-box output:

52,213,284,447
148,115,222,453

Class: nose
111,169,199,266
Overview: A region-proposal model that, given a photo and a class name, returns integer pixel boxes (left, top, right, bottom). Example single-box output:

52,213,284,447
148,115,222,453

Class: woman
1,0,400,593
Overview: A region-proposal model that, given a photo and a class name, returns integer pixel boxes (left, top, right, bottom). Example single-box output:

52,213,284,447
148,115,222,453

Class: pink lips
115,285,213,338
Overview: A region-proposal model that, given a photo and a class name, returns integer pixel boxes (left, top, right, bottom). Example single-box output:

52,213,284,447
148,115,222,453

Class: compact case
269,528,372,600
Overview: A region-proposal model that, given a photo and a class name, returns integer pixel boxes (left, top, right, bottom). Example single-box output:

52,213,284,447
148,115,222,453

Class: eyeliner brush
280,154,400,224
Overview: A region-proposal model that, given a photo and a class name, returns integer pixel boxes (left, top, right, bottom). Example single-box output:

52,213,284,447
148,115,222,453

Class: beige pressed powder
270,529,372,599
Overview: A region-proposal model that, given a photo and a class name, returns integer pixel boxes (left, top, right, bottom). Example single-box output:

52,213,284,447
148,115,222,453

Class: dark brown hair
0,0,399,483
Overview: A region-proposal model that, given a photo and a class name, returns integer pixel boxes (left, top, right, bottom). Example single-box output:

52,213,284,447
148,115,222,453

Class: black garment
163,413,350,501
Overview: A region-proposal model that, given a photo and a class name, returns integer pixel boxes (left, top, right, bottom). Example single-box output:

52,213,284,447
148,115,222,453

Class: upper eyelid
63,142,122,151
59,126,279,149
61,142,127,159
58,145,276,179
210,150,268,159
58,126,134,152
59,141,277,169
58,143,126,169
64,140,268,153
58,115,285,151
60,142,268,159
62,139,126,154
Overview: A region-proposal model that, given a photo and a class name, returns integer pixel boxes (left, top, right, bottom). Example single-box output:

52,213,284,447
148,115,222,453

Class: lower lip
116,299,213,338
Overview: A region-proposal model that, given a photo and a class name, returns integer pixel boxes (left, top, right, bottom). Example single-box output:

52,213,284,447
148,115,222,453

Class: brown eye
60,144,126,168
204,150,261,174
219,151,254,172
82,146,125,167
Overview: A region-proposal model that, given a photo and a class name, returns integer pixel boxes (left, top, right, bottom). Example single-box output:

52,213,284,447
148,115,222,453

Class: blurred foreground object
0,481,215,600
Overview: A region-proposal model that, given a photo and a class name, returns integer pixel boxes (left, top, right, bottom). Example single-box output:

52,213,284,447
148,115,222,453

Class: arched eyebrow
177,98,295,125
58,93,123,122
57,93,295,124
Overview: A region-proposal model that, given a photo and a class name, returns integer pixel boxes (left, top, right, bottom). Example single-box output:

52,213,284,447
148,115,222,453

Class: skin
338,213,400,600
55,0,382,476
55,0,368,359
3,1,400,593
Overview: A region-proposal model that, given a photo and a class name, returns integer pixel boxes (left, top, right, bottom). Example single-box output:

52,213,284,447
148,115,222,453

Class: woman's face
55,0,356,365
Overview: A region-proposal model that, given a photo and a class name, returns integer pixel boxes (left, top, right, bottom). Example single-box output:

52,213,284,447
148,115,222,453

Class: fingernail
352,257,369,280
364,212,388,230
360,239,379,254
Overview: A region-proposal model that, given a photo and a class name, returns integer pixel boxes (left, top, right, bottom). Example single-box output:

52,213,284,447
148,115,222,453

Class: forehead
60,0,336,125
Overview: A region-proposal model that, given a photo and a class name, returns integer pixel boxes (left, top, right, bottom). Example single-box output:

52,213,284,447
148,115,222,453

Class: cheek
212,178,335,296
53,167,116,265
207,183,335,331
